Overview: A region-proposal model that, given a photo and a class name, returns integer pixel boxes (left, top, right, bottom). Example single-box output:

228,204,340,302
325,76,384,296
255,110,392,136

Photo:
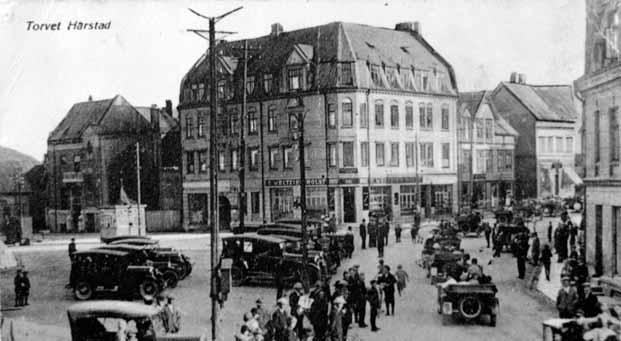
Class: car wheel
231,266,244,287
490,314,497,327
163,271,179,289
458,296,483,320
74,281,93,301
139,279,159,301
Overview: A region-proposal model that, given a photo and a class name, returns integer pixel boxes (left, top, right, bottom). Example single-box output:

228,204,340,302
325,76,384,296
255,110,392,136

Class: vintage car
67,300,204,341
456,212,481,237
221,233,321,287
69,249,164,301
97,244,185,288
109,238,160,247
257,223,320,240
437,282,499,326
101,235,153,244
541,318,583,341
429,250,467,284
275,218,329,232
102,243,192,280
230,222,265,234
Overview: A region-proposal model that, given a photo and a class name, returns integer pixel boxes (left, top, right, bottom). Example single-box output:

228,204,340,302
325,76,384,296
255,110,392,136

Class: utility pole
238,40,249,233
469,117,474,211
298,111,309,292
187,6,242,340
135,142,142,235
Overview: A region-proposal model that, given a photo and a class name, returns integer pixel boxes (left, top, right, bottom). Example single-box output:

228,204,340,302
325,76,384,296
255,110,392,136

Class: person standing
275,259,286,300
578,283,601,318
16,270,30,306
515,233,529,279
310,282,329,341
376,226,385,258
484,223,492,248
395,265,409,296
359,219,367,250
355,273,367,327
531,232,541,265
289,282,304,338
367,280,381,332
272,298,289,341
14,268,23,307
541,244,553,281
547,221,553,244
329,296,345,341
254,298,270,330
556,276,578,318
163,294,181,333
394,224,402,243
68,238,77,260
382,219,390,246
380,266,397,316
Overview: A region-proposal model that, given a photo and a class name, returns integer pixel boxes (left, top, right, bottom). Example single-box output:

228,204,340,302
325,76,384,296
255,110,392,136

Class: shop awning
563,167,583,185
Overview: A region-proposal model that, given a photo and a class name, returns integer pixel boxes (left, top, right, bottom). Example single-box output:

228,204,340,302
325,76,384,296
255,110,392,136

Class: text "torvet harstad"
26,20,111,31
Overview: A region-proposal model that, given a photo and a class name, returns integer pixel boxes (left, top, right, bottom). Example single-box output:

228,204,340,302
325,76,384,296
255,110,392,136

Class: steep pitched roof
458,91,486,116
48,95,151,143
500,83,578,122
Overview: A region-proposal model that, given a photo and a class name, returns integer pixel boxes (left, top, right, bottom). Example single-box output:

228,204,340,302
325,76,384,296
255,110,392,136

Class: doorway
343,187,356,223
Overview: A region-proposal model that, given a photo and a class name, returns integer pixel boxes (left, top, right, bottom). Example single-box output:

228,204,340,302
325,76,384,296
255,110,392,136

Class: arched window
342,98,353,127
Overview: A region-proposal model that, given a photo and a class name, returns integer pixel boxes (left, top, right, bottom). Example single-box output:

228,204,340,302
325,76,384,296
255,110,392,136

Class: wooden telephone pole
187,6,242,340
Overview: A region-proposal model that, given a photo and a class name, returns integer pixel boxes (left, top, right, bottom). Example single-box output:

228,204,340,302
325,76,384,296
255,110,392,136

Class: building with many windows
489,74,581,200
457,91,518,210
178,21,459,230
575,0,621,276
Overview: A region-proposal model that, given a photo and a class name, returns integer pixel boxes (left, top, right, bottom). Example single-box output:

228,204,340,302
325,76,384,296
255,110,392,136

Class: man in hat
376,224,385,258
289,282,304,337
255,298,270,330
310,281,329,340
354,272,367,327
359,219,367,249
367,279,381,332
163,293,181,333
578,283,601,318
272,297,289,341
329,296,345,341
14,268,23,307
556,276,579,318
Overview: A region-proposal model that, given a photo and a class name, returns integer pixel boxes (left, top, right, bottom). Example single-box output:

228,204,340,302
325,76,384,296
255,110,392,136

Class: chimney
165,100,173,116
150,104,161,134
88,95,93,101
510,72,518,83
271,23,283,37
395,21,421,35
518,73,527,84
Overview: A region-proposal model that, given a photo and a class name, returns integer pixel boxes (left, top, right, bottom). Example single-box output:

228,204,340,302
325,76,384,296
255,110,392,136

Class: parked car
67,300,204,341
101,235,152,244
109,238,159,247
69,249,164,301
437,282,499,326
275,218,328,233
221,233,321,287
230,222,265,234
97,244,185,288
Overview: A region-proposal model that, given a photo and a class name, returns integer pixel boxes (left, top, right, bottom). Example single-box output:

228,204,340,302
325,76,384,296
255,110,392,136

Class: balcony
62,171,83,183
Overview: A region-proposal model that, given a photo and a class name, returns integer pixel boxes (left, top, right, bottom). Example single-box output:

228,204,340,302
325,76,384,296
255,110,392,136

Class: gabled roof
458,91,486,116
48,95,151,143
499,82,578,122
494,114,519,137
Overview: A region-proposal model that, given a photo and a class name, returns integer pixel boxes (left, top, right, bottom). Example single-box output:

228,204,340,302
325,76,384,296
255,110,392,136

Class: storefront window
188,193,208,224
270,188,294,221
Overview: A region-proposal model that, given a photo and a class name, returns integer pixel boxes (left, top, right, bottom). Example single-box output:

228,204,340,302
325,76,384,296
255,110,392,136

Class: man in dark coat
382,219,390,246
376,227,385,258
556,277,578,318
272,298,289,341
578,283,601,318
14,268,23,307
68,238,77,260
368,219,377,248
359,219,367,249
289,282,304,338
367,279,381,332
354,273,367,327
310,281,329,340
483,222,492,248
274,259,286,299
531,233,540,265
514,233,529,279
14,269,30,306
547,221,553,244
379,266,397,316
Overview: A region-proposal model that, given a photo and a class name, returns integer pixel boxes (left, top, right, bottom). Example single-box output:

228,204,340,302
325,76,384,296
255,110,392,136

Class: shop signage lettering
265,178,326,187
371,176,421,184
339,168,359,174
473,174,486,180
338,178,360,185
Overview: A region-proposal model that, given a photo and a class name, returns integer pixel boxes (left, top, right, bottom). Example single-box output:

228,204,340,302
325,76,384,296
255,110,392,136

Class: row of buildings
35,20,583,232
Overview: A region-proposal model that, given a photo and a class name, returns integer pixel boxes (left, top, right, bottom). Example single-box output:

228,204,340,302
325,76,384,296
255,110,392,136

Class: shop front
266,178,328,222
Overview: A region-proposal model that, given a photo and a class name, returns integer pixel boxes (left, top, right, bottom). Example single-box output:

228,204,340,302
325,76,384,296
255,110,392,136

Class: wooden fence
146,210,181,232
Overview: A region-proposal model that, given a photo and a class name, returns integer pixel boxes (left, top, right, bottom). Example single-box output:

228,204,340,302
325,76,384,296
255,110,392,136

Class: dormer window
370,64,382,87
198,83,205,101
246,76,256,95
263,74,273,94
288,68,303,91
340,63,353,86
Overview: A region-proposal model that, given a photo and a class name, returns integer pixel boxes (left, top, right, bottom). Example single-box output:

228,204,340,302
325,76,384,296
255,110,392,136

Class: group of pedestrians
237,262,409,341
13,268,30,307
358,217,401,258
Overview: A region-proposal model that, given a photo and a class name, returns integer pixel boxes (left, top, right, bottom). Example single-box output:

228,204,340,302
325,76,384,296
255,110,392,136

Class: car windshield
73,316,156,341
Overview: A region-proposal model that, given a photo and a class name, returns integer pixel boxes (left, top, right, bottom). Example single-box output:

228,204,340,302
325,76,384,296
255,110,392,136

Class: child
395,265,410,296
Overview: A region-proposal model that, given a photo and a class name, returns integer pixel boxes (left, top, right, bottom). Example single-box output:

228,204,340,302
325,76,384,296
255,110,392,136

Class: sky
0,0,586,161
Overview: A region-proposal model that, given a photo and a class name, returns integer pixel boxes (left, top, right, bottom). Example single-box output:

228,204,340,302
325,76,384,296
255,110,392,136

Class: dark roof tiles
501,83,578,122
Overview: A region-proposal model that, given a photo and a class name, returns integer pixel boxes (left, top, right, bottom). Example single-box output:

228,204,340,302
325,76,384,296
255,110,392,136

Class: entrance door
343,187,356,223
86,213,96,232
596,205,603,276
219,196,231,230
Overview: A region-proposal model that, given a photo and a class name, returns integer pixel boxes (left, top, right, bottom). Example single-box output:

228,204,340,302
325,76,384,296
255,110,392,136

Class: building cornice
575,64,621,93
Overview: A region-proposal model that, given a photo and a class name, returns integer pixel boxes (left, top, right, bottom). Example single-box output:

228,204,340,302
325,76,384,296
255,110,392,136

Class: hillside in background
0,146,40,192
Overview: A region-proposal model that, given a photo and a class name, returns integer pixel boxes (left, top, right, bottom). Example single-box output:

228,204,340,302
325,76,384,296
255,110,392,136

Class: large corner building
178,21,459,230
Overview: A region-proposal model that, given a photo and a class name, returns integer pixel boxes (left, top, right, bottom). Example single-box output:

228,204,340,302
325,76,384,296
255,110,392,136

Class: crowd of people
235,262,409,341
143,292,181,334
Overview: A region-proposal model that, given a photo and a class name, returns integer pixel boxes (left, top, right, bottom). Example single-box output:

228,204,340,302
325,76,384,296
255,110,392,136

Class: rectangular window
442,143,450,168
217,80,225,99
246,76,256,95
198,150,207,173
405,104,414,129
289,113,299,131
547,136,554,153
406,142,415,167
360,103,368,128
486,150,492,172
485,119,493,140
231,149,238,171
186,151,195,174
361,142,369,167
248,109,258,134
419,103,427,128
230,112,239,135
197,116,205,138
218,151,225,171
268,107,277,132
269,147,279,170
343,142,354,167
328,104,336,128
251,192,260,214
390,142,399,166
288,68,302,91
421,143,434,168
263,74,273,94
596,110,601,163
328,143,337,167
611,107,620,162
375,102,384,127
441,105,450,130
249,148,259,171
566,136,574,154
476,119,484,139
283,146,294,169
185,115,194,139
538,136,545,153
341,63,353,85
370,65,382,87
497,150,505,172
390,105,399,129
191,84,198,102
197,83,205,101
506,151,513,170
376,143,385,166
425,104,433,129
342,101,353,127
